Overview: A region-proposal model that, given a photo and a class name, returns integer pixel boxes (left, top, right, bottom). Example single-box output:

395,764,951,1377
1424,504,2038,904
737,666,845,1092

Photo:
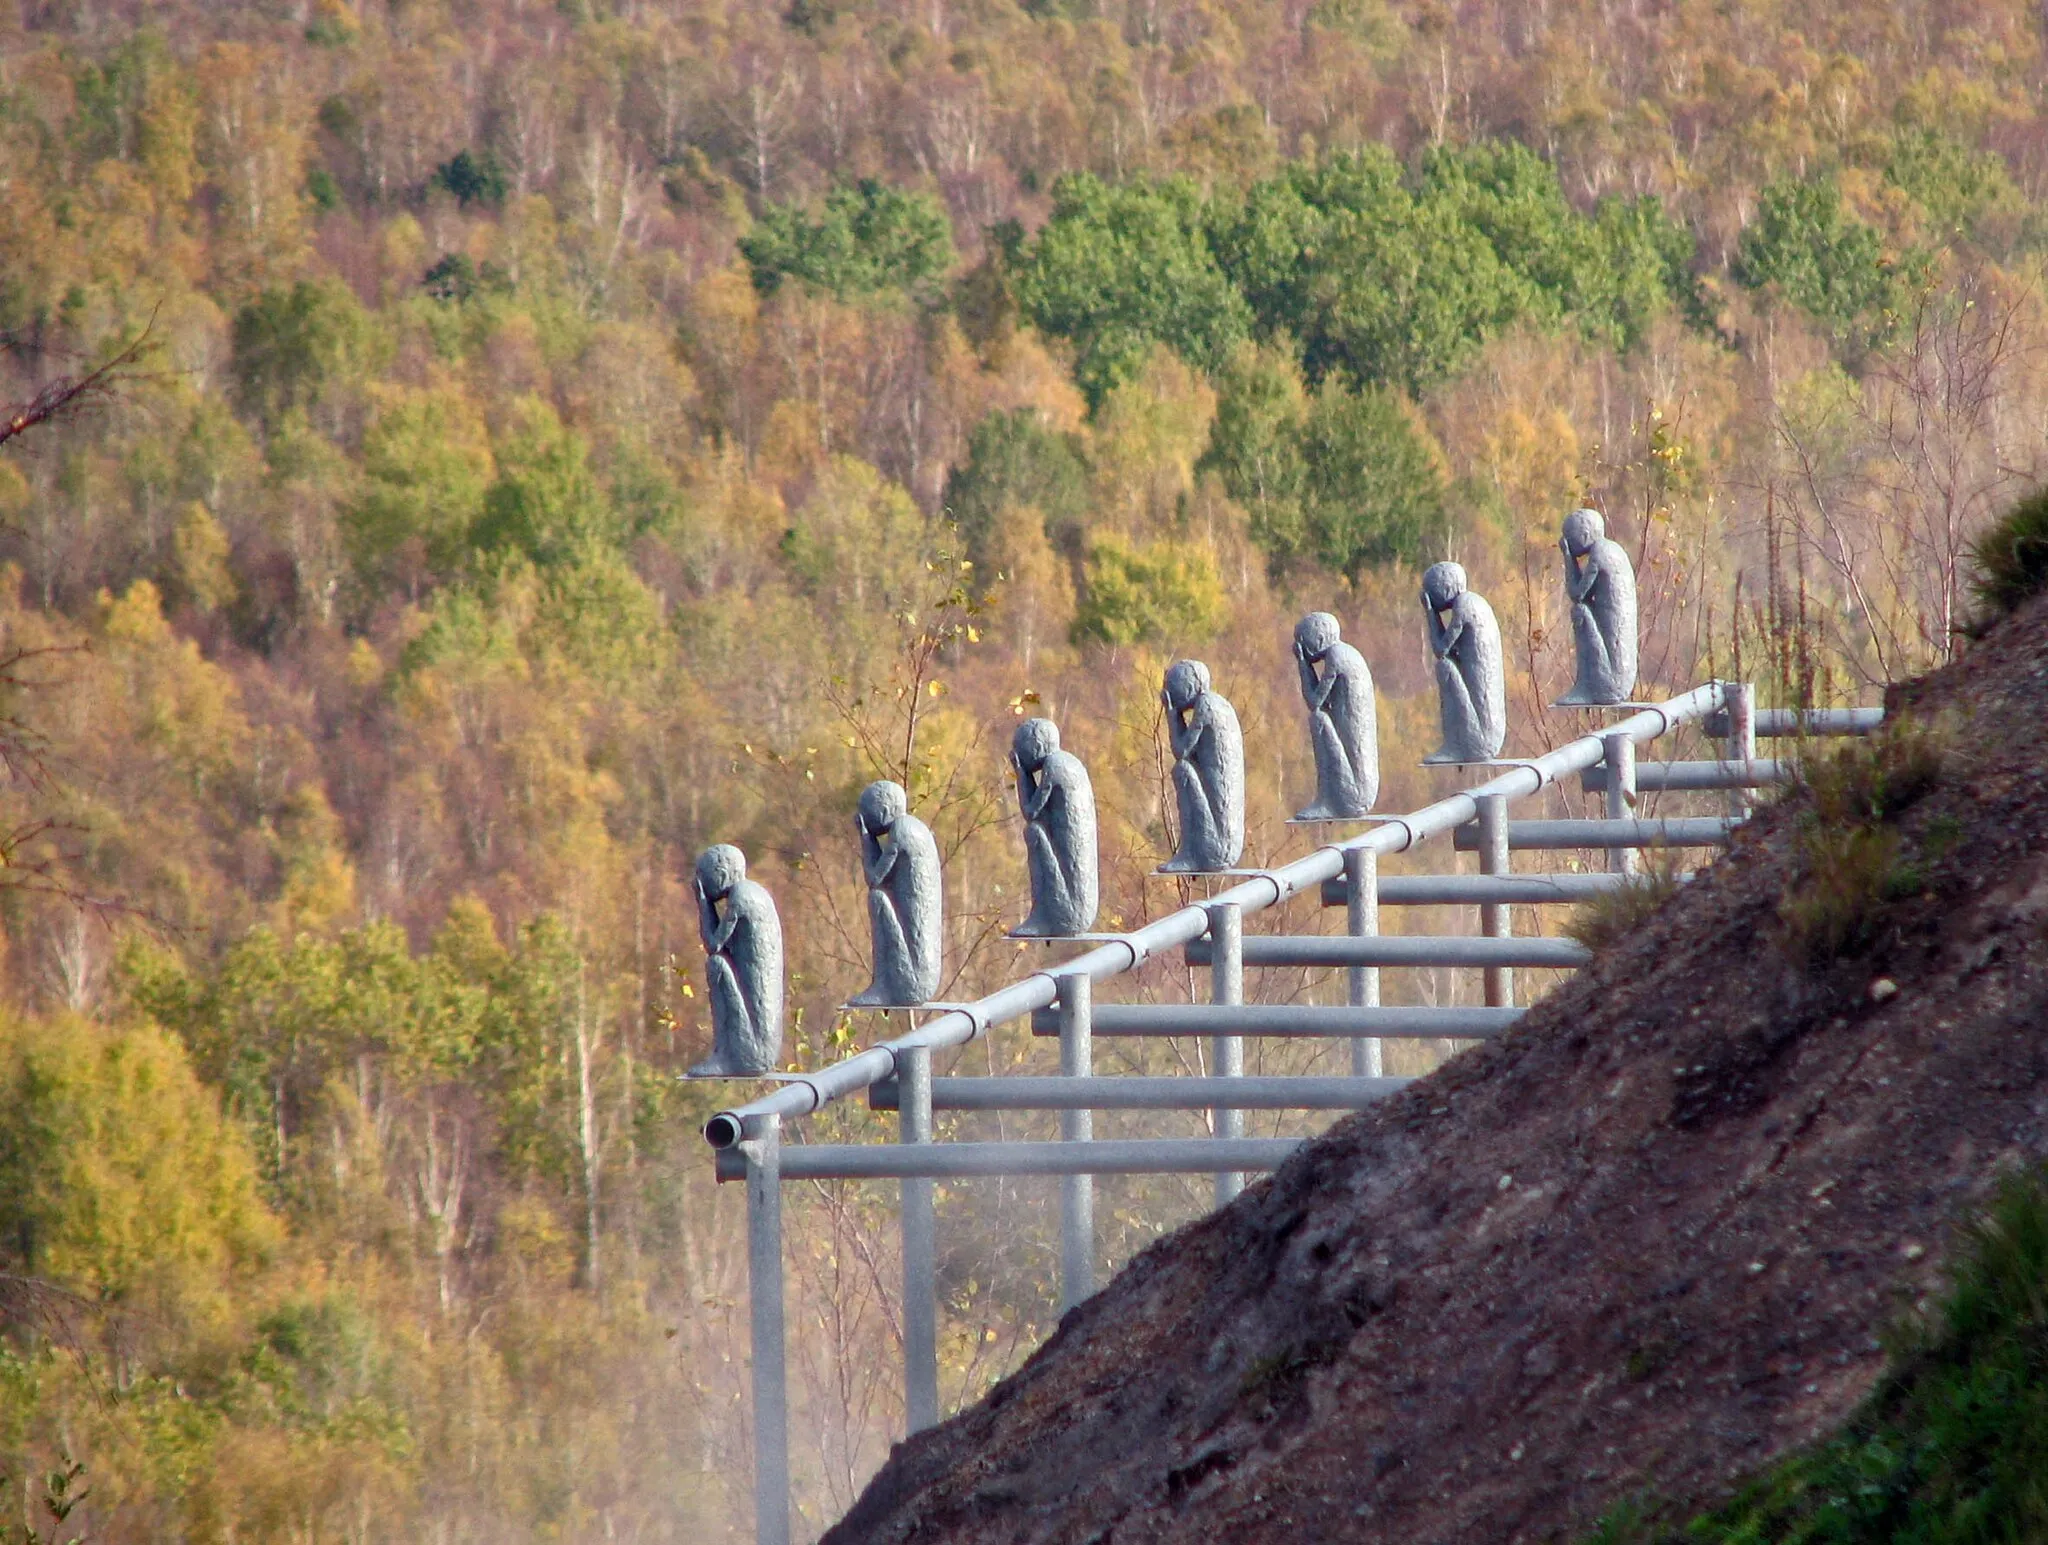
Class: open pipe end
703,1112,745,1150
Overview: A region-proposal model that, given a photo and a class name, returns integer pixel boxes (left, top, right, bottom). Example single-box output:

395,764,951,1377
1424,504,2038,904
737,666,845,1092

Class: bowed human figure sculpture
1555,507,1639,706
849,779,943,1007
1012,717,1098,937
1159,659,1245,873
1421,561,1507,764
1293,611,1379,819
685,844,785,1077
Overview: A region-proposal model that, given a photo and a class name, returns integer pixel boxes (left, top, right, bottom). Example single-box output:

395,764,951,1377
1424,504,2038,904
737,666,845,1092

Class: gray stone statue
1012,718,1098,937
1293,611,1379,819
1421,561,1507,764
1556,507,1639,705
1159,659,1245,873
686,844,785,1077
849,780,943,1007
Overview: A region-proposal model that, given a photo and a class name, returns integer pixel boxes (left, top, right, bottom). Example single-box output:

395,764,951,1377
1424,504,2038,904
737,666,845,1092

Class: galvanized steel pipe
1320,872,1637,907
1184,936,1591,969
1029,1002,1526,1036
868,1075,1413,1111
715,1137,1305,1182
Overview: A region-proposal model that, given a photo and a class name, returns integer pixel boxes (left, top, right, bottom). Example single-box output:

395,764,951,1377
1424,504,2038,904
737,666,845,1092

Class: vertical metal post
1207,901,1244,1205
1477,793,1513,1009
1345,846,1381,1077
1057,973,1094,1313
898,1044,938,1434
1601,732,1638,877
743,1117,790,1545
1725,681,1757,819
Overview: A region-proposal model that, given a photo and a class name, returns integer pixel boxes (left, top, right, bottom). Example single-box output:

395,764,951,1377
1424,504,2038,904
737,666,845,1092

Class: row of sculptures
686,508,1639,1076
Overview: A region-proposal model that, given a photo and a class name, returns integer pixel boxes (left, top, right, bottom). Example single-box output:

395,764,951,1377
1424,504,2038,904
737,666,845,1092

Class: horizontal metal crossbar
1451,816,1738,851
1028,1002,1525,1036
713,1137,1304,1182
867,1075,1414,1111
1184,935,1592,969
1702,705,1880,738
1318,871,1636,908
1580,758,1789,792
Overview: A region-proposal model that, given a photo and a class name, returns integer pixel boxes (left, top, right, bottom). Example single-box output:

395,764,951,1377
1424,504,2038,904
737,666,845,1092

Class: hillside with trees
0,0,2041,1538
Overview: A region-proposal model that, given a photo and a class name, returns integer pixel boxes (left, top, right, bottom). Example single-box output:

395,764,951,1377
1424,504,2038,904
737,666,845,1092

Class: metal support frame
1031,1001,1526,1035
717,1138,1304,1181
1206,902,1245,1205
1319,871,1635,908
1601,733,1637,877
870,1075,1412,1111
1058,974,1093,1314
1450,817,1737,850
1345,847,1381,1077
1180,938,1587,970
1750,704,1877,737
1580,758,1786,793
1477,793,1512,1008
743,1118,790,1545
1725,682,1757,819
704,682,1741,1153
897,1046,938,1434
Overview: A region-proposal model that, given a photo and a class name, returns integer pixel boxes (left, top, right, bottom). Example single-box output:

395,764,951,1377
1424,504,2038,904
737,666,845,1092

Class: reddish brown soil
822,596,2048,1545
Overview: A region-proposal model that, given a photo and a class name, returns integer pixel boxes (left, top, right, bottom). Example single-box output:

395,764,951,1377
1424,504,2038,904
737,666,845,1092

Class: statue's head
1012,717,1060,770
696,843,747,898
858,779,908,833
1295,611,1342,659
1563,507,1606,556
1422,561,1468,612
1163,658,1211,713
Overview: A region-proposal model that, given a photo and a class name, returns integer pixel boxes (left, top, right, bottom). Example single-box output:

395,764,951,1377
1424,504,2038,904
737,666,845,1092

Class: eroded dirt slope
823,599,2048,1545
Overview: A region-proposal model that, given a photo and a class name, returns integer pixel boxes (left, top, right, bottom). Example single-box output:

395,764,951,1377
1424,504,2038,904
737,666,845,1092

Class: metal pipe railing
1448,816,1738,850
1184,936,1590,969
868,1075,1414,1111
1057,974,1092,1312
700,680,1732,1151
715,1137,1306,1182
1345,846,1380,1076
1751,705,1882,736
1207,900,1245,1203
1320,871,1638,906
1028,1003,1524,1037
1581,757,1788,792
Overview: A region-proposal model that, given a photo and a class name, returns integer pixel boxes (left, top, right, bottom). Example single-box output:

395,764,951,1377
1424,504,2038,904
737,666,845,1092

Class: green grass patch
1968,485,2048,625
1778,717,1948,966
1564,867,1683,952
1583,1166,2048,1543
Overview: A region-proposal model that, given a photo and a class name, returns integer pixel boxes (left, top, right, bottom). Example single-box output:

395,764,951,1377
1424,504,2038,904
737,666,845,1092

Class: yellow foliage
173,501,238,615
0,1012,280,1322
97,579,250,775
275,785,359,935
1089,346,1218,539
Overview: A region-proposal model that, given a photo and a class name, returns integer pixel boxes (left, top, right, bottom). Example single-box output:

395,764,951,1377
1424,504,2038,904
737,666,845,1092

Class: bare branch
0,309,164,452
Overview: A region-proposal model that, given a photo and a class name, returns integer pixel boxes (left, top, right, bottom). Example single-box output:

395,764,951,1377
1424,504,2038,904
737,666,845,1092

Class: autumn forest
0,0,2038,1538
